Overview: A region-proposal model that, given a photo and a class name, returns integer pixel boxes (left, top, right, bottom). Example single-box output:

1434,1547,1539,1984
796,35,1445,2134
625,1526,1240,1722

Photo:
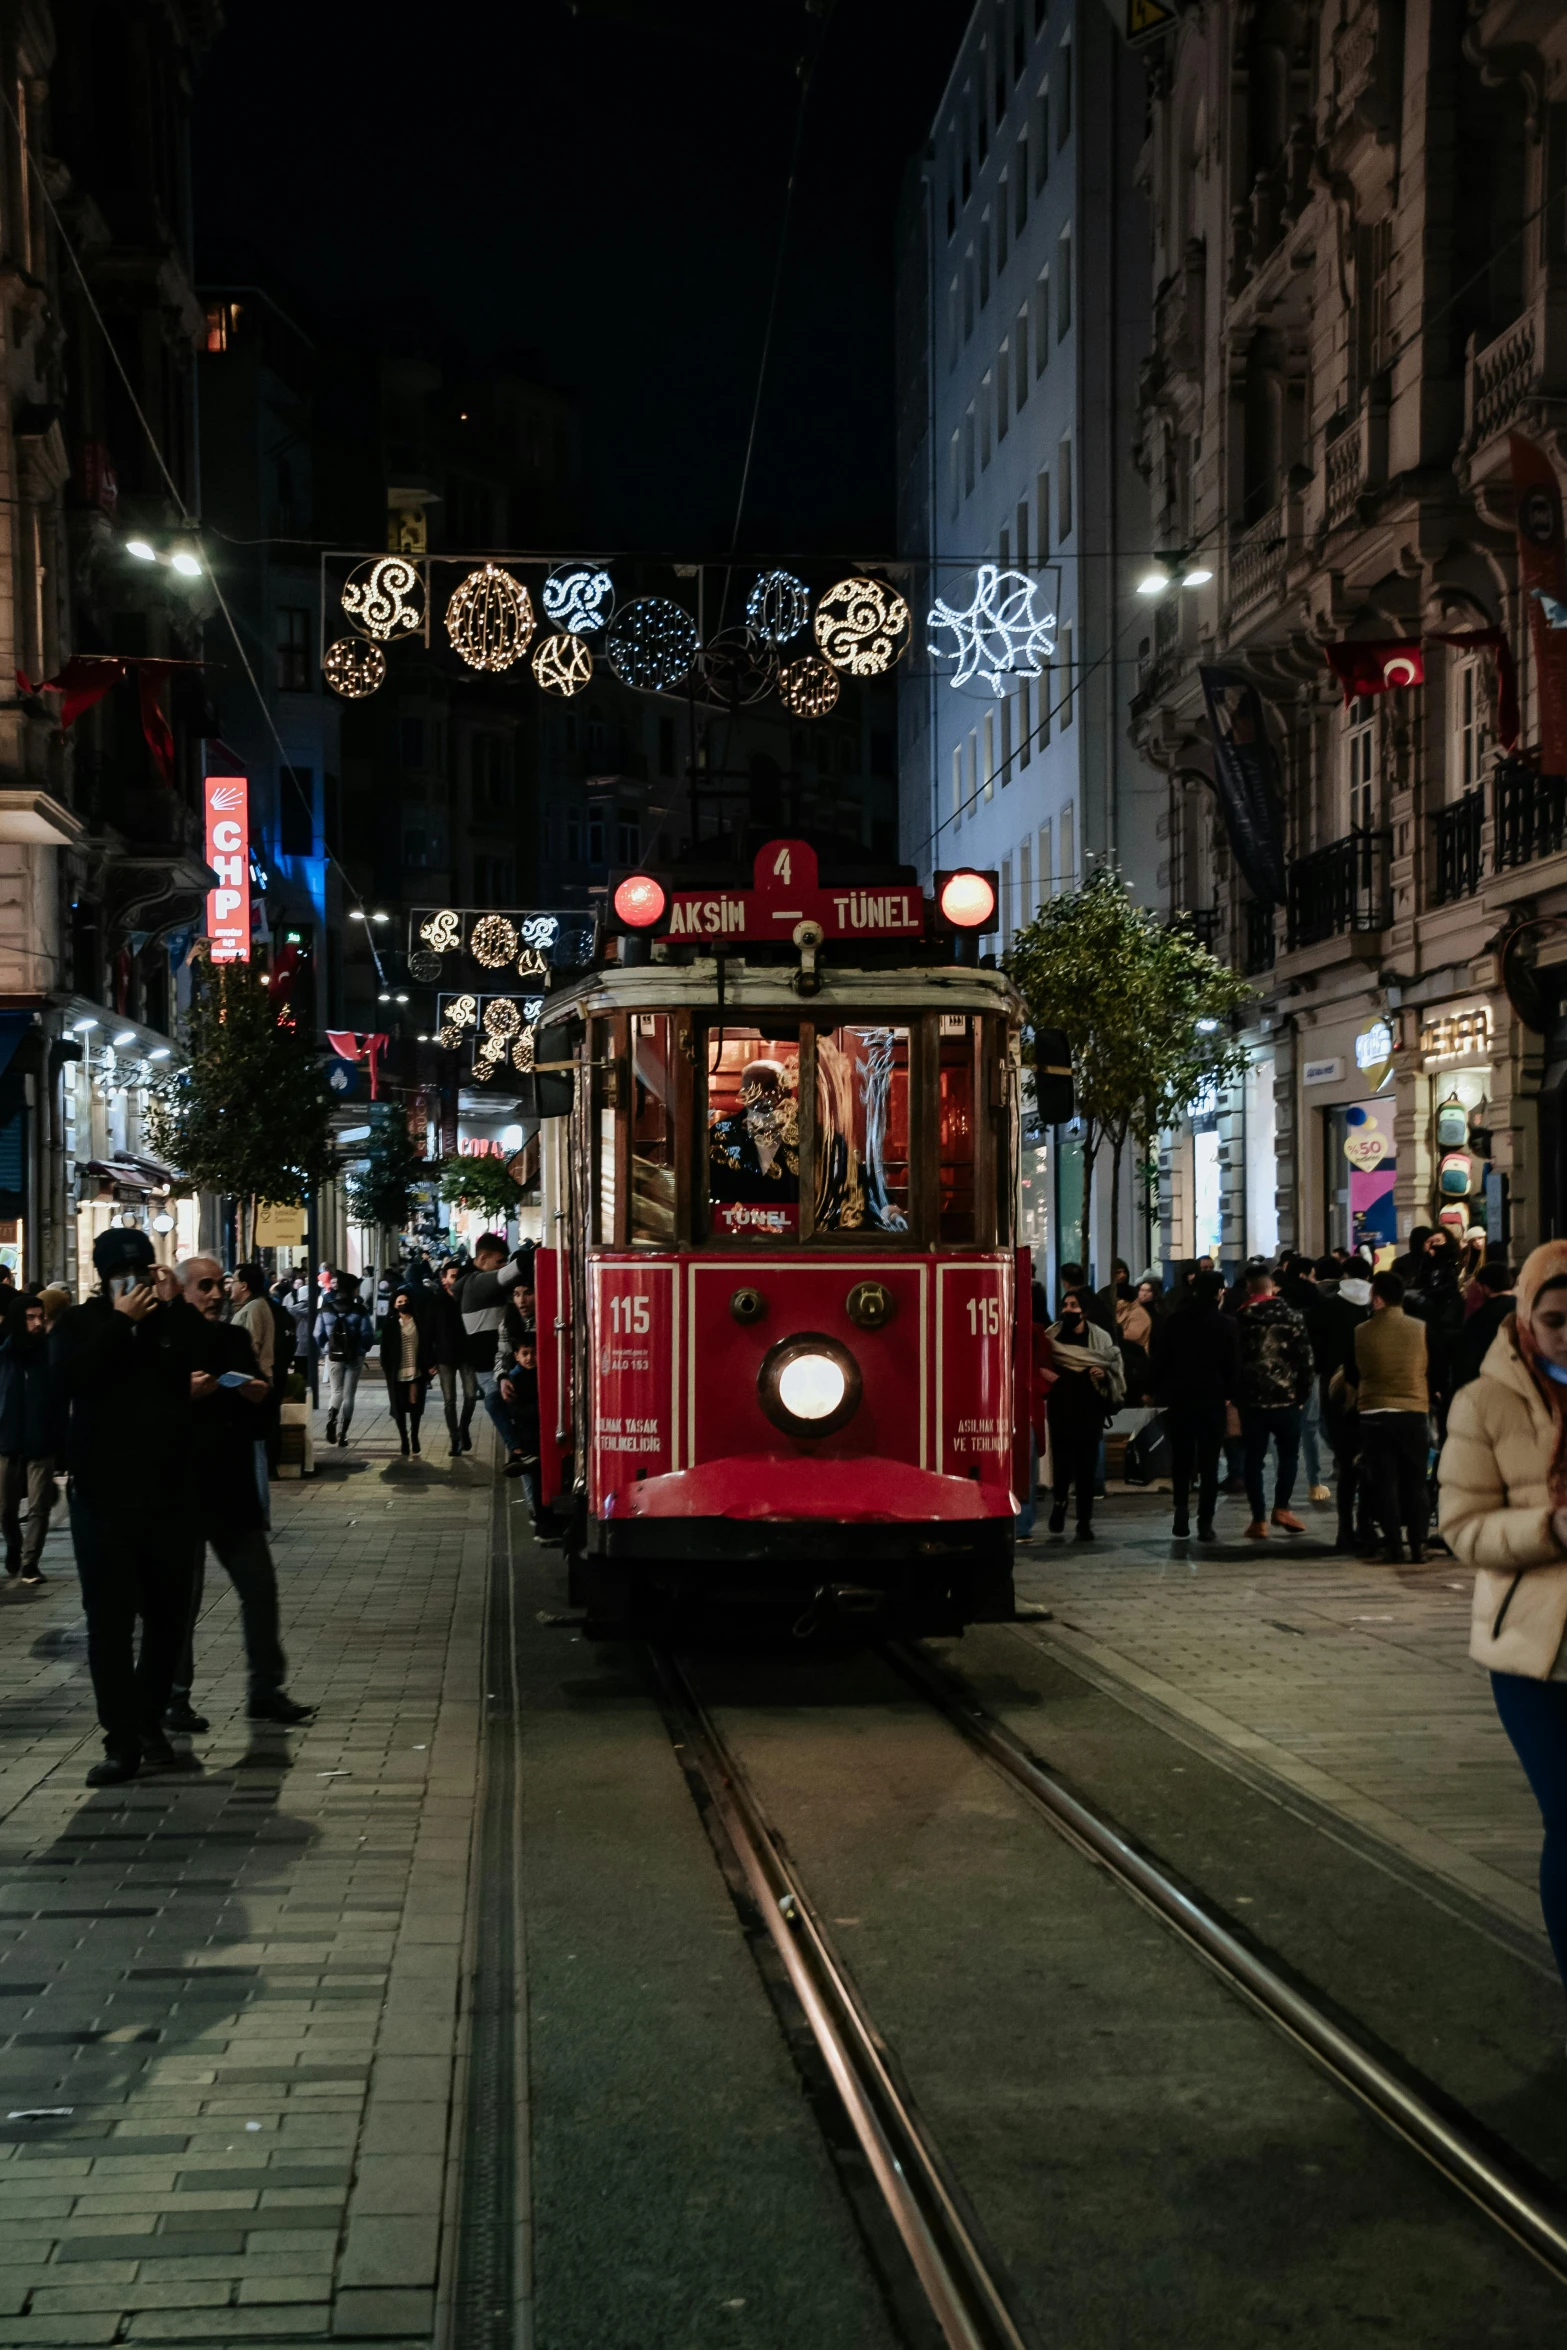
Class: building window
980,210,991,308
952,745,964,829
997,178,1010,274
964,248,976,338
1013,0,1027,78
1034,81,1049,187
1060,797,1076,885
964,405,976,496
589,808,608,867
980,373,992,470
617,818,639,865
1014,137,1028,233
1346,695,1377,832
1002,854,1014,946
1033,268,1050,373
275,608,310,693
1034,0,1046,27
1036,469,1051,561
1016,498,1030,569
1000,691,1012,781
1039,818,1053,895
948,277,961,366
1000,526,1010,568
1057,225,1072,337
204,301,229,354
996,344,1009,442
966,730,978,812
1019,833,1032,919
1059,626,1075,730
1057,32,1072,146
962,95,973,202
1057,437,1073,538
1368,216,1396,379
982,710,996,800
949,429,962,519
279,766,313,858
977,54,989,160
1453,655,1490,794
946,126,958,235
1037,660,1052,746
995,12,1008,119
1018,679,1032,767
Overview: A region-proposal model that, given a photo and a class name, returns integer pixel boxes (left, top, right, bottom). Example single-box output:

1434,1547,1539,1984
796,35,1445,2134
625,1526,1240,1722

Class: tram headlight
756,1332,862,1440
614,873,666,928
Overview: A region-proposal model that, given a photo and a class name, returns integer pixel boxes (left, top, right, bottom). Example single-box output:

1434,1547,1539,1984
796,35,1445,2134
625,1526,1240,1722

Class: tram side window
706,1027,801,1240
939,1014,978,1242
594,1020,619,1244
631,1014,676,1244
815,1025,911,1232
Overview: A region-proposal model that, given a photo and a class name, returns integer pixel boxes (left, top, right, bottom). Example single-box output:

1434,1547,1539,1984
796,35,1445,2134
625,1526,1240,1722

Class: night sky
193,0,975,556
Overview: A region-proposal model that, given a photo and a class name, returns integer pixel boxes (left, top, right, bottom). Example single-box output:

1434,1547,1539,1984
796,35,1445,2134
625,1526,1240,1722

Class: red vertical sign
204,775,250,962
1510,436,1567,774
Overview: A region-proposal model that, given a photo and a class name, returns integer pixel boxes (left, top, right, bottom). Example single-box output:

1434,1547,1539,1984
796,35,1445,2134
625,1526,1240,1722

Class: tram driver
708,1057,800,1235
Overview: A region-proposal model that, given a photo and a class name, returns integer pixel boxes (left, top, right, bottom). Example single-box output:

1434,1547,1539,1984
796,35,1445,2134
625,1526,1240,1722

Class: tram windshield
815,1025,911,1233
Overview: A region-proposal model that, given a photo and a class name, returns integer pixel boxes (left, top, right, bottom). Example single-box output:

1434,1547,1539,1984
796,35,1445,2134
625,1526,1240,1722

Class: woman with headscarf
1440,1242,1567,1998
1045,1289,1124,1540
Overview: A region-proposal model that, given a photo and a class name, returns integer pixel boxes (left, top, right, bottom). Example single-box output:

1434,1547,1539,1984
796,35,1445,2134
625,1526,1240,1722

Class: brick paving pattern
0,1392,487,2347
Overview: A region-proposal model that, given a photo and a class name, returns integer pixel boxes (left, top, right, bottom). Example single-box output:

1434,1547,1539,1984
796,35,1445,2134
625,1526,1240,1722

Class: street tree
1005,866,1253,1279
439,1152,523,1224
346,1103,428,1235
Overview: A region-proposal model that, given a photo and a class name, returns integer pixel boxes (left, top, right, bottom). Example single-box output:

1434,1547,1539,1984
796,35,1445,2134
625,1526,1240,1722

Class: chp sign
204,775,250,963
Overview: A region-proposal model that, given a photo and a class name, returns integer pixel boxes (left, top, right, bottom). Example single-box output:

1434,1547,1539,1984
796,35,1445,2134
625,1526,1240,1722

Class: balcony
1493,759,1567,870
1286,830,1391,949
1431,786,1485,905
1226,503,1286,631
1244,898,1277,975
1321,388,1388,535
1464,287,1567,458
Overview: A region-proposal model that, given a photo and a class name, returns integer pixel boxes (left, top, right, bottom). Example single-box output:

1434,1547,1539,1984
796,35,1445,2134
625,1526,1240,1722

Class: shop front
1297,1013,1399,1264
1409,998,1505,1258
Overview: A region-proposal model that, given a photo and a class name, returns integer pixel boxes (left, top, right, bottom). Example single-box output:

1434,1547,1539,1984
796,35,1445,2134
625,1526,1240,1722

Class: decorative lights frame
926,564,1057,695
813,576,912,676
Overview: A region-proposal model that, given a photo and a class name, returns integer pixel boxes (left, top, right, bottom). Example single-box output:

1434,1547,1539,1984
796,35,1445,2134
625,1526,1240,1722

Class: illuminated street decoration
341,556,424,642
814,576,912,675
543,566,614,635
927,564,1057,695
469,914,521,969
532,630,593,697
446,564,535,671
606,596,699,691
438,994,478,1050
746,569,811,646
698,627,775,708
323,638,386,698
777,653,840,718
419,909,461,955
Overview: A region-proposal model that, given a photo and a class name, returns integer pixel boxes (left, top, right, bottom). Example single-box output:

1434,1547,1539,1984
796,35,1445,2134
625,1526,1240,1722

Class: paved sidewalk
1015,1487,1552,1944
0,1393,489,2348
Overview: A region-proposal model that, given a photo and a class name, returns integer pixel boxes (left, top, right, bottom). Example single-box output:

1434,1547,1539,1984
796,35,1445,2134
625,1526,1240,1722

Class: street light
72,1017,97,1033
125,538,157,562
1181,565,1213,587
348,910,366,923
147,1047,171,1060
112,1030,136,1047
370,911,390,924
170,548,202,578
1137,568,1171,597
395,993,408,1004
1196,1018,1220,1033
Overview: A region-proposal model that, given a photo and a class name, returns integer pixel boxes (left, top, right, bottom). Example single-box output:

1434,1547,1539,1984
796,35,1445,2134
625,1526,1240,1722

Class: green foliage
347,1105,429,1231
438,1152,522,1220
146,964,334,1206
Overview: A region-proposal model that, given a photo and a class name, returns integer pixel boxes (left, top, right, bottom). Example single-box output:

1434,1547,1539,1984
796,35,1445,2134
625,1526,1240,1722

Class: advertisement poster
203,775,250,962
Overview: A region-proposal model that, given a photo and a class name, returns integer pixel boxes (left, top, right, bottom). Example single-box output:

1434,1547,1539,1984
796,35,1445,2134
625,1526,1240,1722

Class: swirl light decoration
419,909,461,954
341,556,424,642
446,565,535,672
438,993,478,1051
543,565,615,635
814,576,913,676
532,631,593,698
606,596,699,692
322,638,386,699
777,653,841,719
745,569,811,646
927,565,1057,695
697,627,776,709
469,914,521,969
513,1031,536,1074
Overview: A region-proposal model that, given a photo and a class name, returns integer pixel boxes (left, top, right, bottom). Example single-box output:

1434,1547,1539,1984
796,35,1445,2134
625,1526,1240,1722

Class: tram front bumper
587,1452,1015,1569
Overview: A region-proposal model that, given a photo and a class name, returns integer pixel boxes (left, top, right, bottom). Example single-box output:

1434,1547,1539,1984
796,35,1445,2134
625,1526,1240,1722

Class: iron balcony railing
1286,829,1392,949
1431,785,1485,904
1494,759,1567,871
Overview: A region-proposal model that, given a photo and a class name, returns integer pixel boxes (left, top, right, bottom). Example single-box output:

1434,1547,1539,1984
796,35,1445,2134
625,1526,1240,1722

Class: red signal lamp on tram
935,869,997,929
613,873,667,928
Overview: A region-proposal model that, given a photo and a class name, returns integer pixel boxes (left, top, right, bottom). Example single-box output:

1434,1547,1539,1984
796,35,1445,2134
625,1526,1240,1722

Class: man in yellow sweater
1341,1270,1430,1563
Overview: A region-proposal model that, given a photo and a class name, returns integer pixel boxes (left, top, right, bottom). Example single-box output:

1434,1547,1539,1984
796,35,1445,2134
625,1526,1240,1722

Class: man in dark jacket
0,1296,59,1582
1151,1270,1240,1540
456,1235,530,1455
429,1261,476,1457
1456,1263,1516,1389
316,1276,374,1447
50,1228,217,1784
1235,1263,1315,1538
166,1257,313,1733
1308,1255,1374,1550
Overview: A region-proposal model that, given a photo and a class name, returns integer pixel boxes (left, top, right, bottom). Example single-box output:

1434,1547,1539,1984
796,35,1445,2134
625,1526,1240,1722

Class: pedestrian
1151,1269,1240,1539
316,1275,373,1446
429,1260,477,1457
168,1258,313,1730
380,1281,432,1457
49,1228,215,1785
1096,1257,1132,1321
36,1284,70,1328
498,1312,541,1514
1044,1289,1123,1540
1336,1270,1430,1563
1235,1261,1315,1539
1312,1255,1375,1551
1390,1225,1433,1288
454,1234,532,1456
1439,1240,1567,1998
1457,1263,1517,1390
0,1295,58,1584
1277,1254,1331,1499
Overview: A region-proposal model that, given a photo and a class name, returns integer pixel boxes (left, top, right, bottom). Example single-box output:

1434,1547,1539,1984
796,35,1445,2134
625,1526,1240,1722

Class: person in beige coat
1439,1239,1567,1992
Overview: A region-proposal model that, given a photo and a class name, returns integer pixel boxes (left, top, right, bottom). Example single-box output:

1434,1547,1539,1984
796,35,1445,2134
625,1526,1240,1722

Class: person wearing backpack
315,1275,373,1447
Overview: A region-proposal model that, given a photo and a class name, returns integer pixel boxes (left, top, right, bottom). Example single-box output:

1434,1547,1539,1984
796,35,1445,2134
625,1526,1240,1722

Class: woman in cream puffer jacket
1439,1240,1567,1992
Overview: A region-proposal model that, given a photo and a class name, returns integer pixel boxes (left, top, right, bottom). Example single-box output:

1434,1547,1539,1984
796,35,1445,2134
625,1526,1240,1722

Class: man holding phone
50,1228,218,1785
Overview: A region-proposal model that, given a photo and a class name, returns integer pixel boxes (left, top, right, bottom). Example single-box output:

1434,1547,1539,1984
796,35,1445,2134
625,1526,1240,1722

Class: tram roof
543,958,1023,1024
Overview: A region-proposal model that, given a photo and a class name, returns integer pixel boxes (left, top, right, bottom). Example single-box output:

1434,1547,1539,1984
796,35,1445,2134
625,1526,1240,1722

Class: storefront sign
1343,1127,1389,1170
204,775,250,962
1354,1018,1395,1089
1419,1003,1491,1063
1303,1056,1344,1086
255,1200,306,1247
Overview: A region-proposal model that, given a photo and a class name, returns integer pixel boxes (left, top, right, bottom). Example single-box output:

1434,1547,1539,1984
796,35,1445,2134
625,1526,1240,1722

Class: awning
0,1012,31,1083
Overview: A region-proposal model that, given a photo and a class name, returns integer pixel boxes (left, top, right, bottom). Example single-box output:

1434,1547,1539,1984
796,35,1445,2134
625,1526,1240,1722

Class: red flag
1323,640,1425,703
136,660,176,787
364,1033,389,1102
326,1030,361,1062
1431,628,1521,752
20,654,127,729
1510,435,1567,771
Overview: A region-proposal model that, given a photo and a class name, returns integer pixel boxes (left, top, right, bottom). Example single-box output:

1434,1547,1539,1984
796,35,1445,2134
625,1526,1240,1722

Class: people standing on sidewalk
1439,1240,1567,1998
1336,1271,1431,1563
498,1305,541,1511
455,1235,531,1459
1312,1256,1374,1553
1456,1263,1517,1391
429,1261,476,1457
1151,1270,1240,1540
228,1264,278,1496
1044,1290,1123,1541
49,1229,215,1785
1058,1262,1114,1333
380,1282,433,1457
1235,1263,1315,1540
0,1296,58,1584
316,1276,374,1447
168,1257,313,1732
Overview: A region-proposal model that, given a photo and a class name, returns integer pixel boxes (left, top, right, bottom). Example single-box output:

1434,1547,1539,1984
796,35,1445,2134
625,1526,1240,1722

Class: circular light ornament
777,654,840,719
470,914,522,969
342,555,424,642
445,564,535,672
532,630,593,697
746,568,811,646
408,950,444,984
697,627,776,709
323,638,386,699
940,870,997,929
543,565,615,635
814,576,912,676
614,873,666,928
756,1331,863,1440
606,596,699,692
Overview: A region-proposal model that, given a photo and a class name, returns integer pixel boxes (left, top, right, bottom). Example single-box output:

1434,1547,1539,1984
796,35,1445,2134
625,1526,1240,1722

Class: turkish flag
1323,640,1426,703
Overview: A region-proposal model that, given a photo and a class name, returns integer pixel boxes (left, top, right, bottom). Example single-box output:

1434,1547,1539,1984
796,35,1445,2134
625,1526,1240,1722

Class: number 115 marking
609,1294,651,1335
966,1296,1002,1336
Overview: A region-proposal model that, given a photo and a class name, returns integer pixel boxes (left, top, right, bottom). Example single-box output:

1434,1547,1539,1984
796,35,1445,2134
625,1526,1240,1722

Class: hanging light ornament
927,564,1056,695
814,576,912,676
777,653,841,719
419,910,461,954
439,994,478,1051
469,914,522,969
341,556,425,642
606,596,699,692
532,631,594,697
745,569,811,646
323,639,386,699
445,564,535,672
542,565,615,635
697,627,776,709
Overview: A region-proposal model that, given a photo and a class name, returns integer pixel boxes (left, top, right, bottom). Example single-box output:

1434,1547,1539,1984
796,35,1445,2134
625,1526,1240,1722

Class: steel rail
648,1645,1031,2350
892,1639,1567,2284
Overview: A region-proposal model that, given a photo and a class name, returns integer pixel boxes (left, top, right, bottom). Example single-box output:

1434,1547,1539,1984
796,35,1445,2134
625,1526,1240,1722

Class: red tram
533,836,1029,1635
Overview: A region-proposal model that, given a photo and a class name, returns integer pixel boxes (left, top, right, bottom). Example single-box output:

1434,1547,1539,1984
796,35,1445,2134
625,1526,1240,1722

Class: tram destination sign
613,838,924,943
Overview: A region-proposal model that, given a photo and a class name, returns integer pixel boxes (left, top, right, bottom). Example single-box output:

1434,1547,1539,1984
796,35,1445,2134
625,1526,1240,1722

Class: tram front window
631,1014,676,1243
707,1028,801,1239
815,1025,911,1232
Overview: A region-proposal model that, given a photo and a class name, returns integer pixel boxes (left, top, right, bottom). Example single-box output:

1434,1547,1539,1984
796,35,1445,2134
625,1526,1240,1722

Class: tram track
656,1632,1567,2349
